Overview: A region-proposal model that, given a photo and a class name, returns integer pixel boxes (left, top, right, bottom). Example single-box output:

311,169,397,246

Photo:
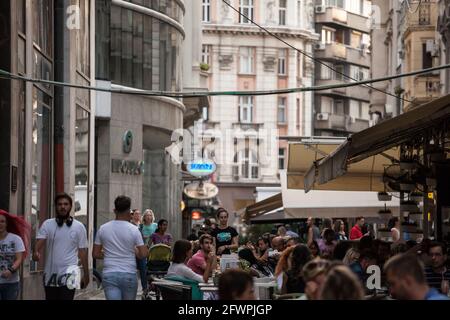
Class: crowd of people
1,193,450,301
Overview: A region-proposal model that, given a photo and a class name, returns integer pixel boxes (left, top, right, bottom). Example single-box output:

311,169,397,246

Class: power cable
222,0,416,106
1,64,449,98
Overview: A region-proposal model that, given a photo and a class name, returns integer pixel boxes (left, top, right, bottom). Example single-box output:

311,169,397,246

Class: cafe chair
154,282,192,300
164,275,203,300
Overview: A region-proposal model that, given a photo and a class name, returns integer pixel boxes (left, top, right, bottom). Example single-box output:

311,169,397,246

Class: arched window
233,149,259,179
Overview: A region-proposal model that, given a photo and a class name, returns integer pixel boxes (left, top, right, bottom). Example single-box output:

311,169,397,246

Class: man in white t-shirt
32,193,89,300
93,195,148,300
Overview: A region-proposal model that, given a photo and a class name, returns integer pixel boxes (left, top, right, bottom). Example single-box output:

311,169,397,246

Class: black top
285,270,306,294
211,226,238,255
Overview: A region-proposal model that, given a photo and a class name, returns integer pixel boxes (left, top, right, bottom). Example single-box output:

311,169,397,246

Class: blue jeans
0,282,20,300
103,272,138,300
137,257,148,290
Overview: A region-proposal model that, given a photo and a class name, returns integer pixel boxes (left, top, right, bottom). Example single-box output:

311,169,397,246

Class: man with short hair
306,217,320,245
424,242,450,294
93,195,149,300
350,217,365,240
187,234,217,276
349,249,377,286
33,193,89,300
277,225,287,237
285,224,299,238
384,253,449,300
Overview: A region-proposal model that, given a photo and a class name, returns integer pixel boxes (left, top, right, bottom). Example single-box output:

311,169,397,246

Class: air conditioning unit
314,43,326,50
316,112,329,121
315,5,325,13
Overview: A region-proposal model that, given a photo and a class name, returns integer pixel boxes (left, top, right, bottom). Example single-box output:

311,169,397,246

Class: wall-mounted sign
111,159,143,175
184,181,218,200
187,159,217,177
191,211,202,220
123,130,133,154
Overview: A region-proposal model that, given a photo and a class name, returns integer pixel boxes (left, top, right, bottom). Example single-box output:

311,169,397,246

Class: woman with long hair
150,219,173,246
334,219,348,241
238,248,274,278
0,210,31,300
284,244,312,293
274,246,295,293
166,240,214,283
308,240,321,258
141,209,157,246
320,265,365,300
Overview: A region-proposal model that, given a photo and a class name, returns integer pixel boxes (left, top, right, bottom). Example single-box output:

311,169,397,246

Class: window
278,148,286,170
75,105,90,232
202,45,211,65
202,106,209,121
334,64,345,80
31,87,52,272
333,100,344,115
320,62,333,80
279,0,287,26
239,0,254,24
234,149,259,179
32,0,53,57
76,0,90,76
321,28,334,44
278,49,287,75
422,42,433,69
278,97,287,123
240,47,255,74
202,0,211,22
239,96,253,123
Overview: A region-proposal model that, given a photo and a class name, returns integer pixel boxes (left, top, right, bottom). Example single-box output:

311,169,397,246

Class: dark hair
218,269,254,300
238,248,258,265
216,207,229,218
114,195,131,214
355,216,364,222
359,249,377,263
55,193,73,208
291,244,312,276
155,219,168,233
309,240,321,255
199,234,213,245
323,228,335,240
428,241,447,256
358,235,373,252
384,253,426,284
322,218,333,229
257,237,270,246
333,241,352,261
388,217,399,230
172,240,192,264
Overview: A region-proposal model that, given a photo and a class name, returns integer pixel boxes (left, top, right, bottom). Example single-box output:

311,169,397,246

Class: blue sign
187,160,217,177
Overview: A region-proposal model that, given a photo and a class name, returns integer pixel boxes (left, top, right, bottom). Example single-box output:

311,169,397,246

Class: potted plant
200,62,210,72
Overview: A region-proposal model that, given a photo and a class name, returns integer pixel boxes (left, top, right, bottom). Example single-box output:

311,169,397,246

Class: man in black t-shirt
211,208,239,256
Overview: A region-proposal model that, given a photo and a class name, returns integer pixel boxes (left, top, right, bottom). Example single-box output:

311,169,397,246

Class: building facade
200,0,318,226
0,0,96,299
438,0,450,95
371,0,443,117
313,0,372,136
94,0,206,242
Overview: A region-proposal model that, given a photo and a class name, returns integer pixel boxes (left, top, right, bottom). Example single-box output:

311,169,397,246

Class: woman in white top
388,217,401,242
166,239,215,283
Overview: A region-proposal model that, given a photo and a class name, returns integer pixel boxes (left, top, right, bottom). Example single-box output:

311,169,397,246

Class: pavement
75,281,147,300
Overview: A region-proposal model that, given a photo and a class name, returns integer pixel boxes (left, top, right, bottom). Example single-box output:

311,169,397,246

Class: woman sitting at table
166,240,215,283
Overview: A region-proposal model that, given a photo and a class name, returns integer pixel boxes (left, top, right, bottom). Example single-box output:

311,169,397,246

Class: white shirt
94,220,144,274
0,233,25,284
167,262,203,283
37,218,88,287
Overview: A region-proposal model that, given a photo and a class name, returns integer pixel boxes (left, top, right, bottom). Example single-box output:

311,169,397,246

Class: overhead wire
1,64,449,98
221,0,416,106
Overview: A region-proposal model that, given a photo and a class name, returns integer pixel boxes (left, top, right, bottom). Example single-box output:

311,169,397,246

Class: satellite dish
184,181,219,200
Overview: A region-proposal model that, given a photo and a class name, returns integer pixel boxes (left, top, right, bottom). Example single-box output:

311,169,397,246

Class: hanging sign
187,159,217,177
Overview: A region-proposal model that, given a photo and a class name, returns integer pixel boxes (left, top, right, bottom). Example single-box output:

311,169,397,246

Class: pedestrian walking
32,193,89,300
150,219,173,246
0,210,31,300
93,195,149,300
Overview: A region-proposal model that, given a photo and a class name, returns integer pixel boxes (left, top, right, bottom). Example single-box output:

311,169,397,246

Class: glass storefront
109,1,183,91
30,88,52,272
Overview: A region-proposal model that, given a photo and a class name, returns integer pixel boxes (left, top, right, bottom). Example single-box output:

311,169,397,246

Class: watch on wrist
8,267,16,274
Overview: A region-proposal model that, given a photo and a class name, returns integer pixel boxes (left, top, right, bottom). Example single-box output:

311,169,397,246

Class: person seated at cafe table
167,240,215,283
218,269,256,300
187,234,217,277
238,248,274,278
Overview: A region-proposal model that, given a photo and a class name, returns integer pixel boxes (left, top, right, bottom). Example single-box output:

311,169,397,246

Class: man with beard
33,193,89,300
187,234,217,276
